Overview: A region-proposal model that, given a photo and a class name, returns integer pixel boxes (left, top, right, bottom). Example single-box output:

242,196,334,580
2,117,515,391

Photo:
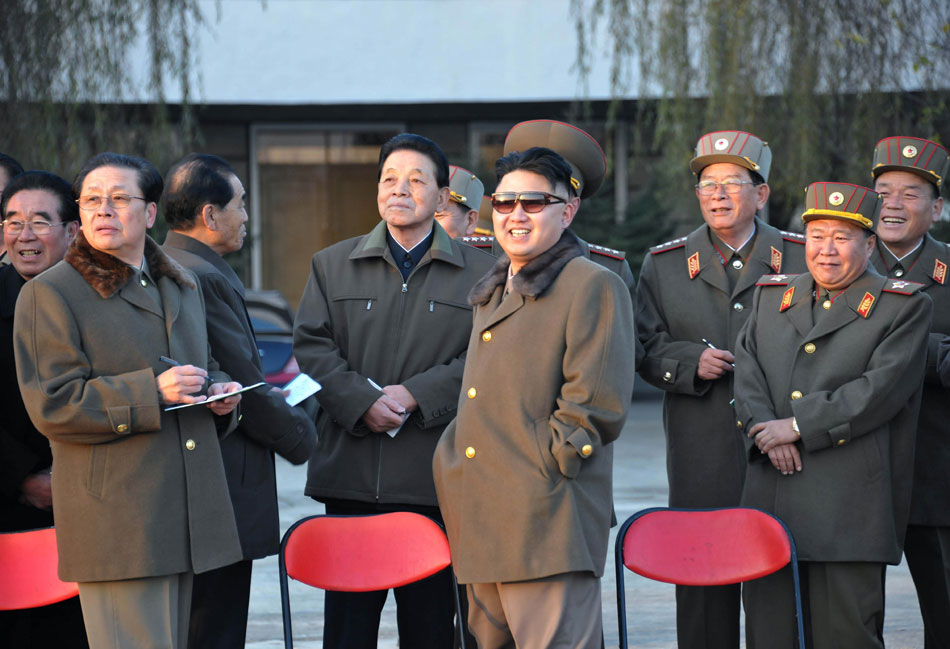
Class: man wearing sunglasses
636,131,807,649
464,120,644,368
434,147,635,649
0,170,88,648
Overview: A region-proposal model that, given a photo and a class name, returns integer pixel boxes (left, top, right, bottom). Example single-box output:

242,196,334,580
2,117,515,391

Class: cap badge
780,287,795,312
829,192,845,206
934,259,947,285
714,138,730,151
687,252,701,279
770,246,783,273
903,145,918,159
857,292,875,318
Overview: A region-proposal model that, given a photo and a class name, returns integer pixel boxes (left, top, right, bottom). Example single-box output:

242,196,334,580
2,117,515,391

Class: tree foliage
0,0,206,182
573,0,950,240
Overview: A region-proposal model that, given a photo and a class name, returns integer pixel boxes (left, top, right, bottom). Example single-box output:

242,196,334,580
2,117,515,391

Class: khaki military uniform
735,270,931,648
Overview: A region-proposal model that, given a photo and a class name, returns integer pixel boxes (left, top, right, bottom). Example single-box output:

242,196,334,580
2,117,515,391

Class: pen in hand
701,339,736,368
159,356,211,396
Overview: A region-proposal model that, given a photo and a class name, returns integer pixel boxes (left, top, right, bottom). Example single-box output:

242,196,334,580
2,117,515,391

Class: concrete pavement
245,396,925,648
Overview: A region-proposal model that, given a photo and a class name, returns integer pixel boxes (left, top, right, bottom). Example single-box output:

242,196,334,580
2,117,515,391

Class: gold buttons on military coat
482,331,492,342
581,444,593,457
804,343,816,354
185,439,196,451
791,390,803,400
465,446,476,458
733,303,743,312
837,439,847,446
140,278,147,287
467,387,477,399
736,420,743,429
822,300,832,310
116,424,129,433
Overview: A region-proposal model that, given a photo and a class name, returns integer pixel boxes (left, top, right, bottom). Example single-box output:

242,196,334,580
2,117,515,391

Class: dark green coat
636,218,806,507
13,233,243,581
293,221,494,506
871,234,950,526
735,270,931,562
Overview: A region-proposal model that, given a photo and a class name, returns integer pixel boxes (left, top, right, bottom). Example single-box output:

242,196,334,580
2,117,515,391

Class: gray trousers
77,572,194,649
467,572,601,649
744,561,884,649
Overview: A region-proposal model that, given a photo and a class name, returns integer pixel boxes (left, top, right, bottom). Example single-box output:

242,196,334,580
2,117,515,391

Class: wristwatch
791,417,800,436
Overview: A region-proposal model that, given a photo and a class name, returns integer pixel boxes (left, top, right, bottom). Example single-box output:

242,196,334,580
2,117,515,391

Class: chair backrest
620,507,791,585
0,527,79,610
281,512,452,592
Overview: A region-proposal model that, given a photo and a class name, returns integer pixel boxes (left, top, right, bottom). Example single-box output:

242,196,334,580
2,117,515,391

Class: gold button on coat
185,439,196,451
581,444,593,457
140,278,147,287
467,387,477,399
822,300,832,310
465,446,476,458
116,424,129,433
804,343,816,354
837,439,846,446
736,420,743,429
791,390,803,400
482,331,492,342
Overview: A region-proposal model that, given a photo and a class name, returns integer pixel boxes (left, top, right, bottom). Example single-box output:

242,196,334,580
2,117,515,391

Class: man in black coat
162,153,317,649
0,170,88,647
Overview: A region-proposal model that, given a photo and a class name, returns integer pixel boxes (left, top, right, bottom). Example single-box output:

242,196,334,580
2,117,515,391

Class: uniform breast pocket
331,294,379,320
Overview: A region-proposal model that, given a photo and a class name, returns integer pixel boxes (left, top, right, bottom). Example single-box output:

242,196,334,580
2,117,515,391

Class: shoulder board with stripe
650,236,688,254
780,230,805,244
882,279,926,295
756,273,800,286
460,235,495,249
588,243,626,260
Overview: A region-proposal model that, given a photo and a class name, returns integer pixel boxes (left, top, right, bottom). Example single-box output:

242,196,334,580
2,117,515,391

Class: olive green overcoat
434,231,635,583
13,233,243,582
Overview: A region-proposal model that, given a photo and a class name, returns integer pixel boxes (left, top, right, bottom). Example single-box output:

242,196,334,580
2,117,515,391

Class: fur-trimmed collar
468,229,585,305
65,230,195,299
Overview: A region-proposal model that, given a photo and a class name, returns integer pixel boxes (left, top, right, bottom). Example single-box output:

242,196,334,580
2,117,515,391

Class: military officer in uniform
868,136,950,648
636,130,806,649
436,165,482,239
465,119,643,368
736,181,931,648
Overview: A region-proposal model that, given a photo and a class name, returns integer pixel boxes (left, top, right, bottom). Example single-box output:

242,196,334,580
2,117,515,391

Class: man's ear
561,197,580,229
435,187,451,213
200,203,216,231
465,209,478,236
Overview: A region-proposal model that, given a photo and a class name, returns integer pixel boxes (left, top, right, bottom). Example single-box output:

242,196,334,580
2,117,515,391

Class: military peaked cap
690,130,772,182
503,120,606,199
871,136,949,188
447,165,484,211
801,182,881,232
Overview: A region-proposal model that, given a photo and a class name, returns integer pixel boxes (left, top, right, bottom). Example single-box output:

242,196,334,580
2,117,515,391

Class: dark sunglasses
490,191,566,214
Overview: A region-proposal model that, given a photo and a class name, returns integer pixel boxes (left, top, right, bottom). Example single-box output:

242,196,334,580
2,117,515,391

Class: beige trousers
467,571,602,649
77,571,194,649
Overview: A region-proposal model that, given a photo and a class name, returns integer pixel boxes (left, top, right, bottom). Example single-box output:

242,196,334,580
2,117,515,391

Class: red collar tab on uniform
856,292,875,318
770,246,782,273
687,252,701,279
933,259,947,285
780,287,795,311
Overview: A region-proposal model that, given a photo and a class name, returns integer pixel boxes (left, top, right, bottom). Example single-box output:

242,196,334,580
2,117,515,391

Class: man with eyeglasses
0,153,25,266
293,133,494,649
13,152,245,649
160,153,317,649
0,170,88,649
867,137,950,648
433,146,635,649
636,131,807,649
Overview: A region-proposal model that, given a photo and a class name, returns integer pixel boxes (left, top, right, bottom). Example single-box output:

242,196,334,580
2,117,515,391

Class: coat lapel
479,287,525,330
782,275,816,338
117,280,164,319
806,272,882,342
686,227,730,295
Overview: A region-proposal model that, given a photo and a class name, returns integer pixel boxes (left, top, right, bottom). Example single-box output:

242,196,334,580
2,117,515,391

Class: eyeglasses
490,191,566,214
696,179,756,195
76,193,146,211
1,219,69,236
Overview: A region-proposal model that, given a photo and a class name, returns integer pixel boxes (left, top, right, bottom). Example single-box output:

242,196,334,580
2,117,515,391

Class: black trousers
188,559,253,649
0,596,89,649
903,524,950,649
321,499,456,649
675,583,740,649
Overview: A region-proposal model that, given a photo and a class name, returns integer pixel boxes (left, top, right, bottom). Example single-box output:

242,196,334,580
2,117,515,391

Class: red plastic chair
278,512,465,648
0,527,79,610
615,507,805,649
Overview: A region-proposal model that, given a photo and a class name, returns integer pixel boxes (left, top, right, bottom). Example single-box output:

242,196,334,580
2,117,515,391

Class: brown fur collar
468,229,585,305
65,230,195,299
